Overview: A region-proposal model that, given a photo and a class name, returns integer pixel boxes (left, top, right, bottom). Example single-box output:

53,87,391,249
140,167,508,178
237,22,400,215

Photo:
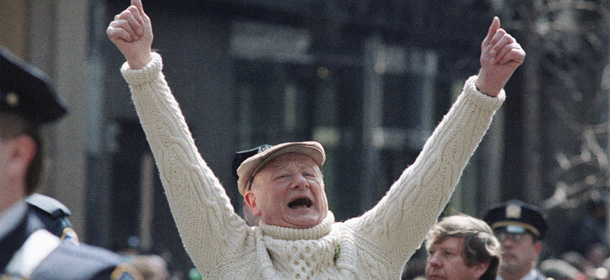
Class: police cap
483,199,548,239
0,46,67,125
231,144,272,178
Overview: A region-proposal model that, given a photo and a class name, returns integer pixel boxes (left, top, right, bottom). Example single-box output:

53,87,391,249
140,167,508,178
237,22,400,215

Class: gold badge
6,92,19,107
506,204,522,219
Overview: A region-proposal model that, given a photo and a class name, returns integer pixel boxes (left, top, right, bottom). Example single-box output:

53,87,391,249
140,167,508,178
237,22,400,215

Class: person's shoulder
31,242,141,280
25,194,79,243
25,193,71,218
536,270,549,280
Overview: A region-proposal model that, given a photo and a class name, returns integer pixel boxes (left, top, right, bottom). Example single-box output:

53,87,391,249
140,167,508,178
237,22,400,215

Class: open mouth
288,197,313,209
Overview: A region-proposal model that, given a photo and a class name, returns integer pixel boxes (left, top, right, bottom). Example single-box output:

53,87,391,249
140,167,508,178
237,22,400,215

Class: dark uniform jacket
25,193,79,244
0,201,139,280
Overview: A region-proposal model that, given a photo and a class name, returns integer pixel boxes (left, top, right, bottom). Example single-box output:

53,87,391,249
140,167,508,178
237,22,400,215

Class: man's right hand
106,0,153,69
475,17,526,97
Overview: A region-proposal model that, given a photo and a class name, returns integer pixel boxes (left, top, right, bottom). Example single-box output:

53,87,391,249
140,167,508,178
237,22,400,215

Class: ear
534,241,543,256
472,261,490,279
6,135,37,173
244,190,261,217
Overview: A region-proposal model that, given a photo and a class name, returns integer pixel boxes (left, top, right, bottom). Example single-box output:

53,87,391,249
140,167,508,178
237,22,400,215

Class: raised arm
347,16,523,268
106,0,153,70
106,2,255,277
476,17,526,97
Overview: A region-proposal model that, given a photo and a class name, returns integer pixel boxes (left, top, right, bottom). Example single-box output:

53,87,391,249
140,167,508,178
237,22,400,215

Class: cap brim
491,221,540,237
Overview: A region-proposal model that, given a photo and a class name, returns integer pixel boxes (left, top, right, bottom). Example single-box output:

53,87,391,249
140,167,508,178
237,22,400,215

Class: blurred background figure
0,45,141,279
565,198,609,258
187,268,202,280
232,145,271,227
539,259,587,280
129,255,169,280
483,200,548,280
424,214,501,280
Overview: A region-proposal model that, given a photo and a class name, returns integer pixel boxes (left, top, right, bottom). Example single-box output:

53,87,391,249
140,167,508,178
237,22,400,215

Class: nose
290,173,309,189
499,238,515,248
427,253,442,267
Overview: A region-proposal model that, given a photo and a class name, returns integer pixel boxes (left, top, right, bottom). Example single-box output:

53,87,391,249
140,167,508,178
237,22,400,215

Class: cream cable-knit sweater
120,53,505,279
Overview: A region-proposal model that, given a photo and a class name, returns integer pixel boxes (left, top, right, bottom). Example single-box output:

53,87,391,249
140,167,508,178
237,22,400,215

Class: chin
283,207,328,228
287,216,321,229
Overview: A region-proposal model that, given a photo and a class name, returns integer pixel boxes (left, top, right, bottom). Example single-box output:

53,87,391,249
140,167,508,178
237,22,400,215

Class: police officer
26,193,80,245
483,200,549,280
0,45,141,280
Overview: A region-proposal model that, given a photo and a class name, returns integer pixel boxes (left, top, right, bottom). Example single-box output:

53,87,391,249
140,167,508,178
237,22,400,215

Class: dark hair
425,214,501,280
0,112,43,195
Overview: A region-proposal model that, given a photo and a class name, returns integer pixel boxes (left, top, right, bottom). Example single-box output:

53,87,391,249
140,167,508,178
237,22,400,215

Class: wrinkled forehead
261,152,320,172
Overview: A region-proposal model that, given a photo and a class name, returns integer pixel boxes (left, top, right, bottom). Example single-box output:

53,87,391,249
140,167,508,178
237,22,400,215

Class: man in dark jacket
425,214,501,280
0,45,141,280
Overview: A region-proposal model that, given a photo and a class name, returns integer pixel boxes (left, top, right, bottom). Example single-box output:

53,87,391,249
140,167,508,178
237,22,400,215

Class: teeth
288,198,312,208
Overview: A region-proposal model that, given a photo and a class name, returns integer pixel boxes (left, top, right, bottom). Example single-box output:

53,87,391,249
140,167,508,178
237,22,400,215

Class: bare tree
497,0,610,258
526,0,610,211
500,0,610,209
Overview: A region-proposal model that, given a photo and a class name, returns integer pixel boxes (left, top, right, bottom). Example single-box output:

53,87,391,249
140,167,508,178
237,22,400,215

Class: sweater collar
259,212,335,240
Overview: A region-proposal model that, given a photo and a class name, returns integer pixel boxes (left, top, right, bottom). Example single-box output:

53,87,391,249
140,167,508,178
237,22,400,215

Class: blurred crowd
544,199,610,280
116,236,201,280
402,198,610,280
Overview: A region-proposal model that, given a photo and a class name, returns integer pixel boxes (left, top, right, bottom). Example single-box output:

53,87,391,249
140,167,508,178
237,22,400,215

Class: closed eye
274,174,291,181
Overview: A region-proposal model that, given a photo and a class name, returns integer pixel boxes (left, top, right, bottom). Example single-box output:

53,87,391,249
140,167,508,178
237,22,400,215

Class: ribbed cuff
463,75,505,112
120,52,163,86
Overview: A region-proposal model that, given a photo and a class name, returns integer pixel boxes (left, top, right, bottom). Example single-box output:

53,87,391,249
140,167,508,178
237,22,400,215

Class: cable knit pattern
120,53,504,279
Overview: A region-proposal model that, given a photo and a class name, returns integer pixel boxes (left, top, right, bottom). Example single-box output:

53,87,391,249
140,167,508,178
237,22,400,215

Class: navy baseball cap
0,46,67,125
483,200,548,239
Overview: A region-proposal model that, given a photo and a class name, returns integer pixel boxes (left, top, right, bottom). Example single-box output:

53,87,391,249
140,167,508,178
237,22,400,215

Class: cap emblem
6,92,19,107
506,204,522,219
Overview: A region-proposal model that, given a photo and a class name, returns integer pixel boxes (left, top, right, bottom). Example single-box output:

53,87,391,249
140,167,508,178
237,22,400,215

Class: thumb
482,17,501,46
131,0,144,13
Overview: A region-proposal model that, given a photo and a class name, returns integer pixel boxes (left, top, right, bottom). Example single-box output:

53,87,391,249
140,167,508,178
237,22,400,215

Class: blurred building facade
8,0,603,276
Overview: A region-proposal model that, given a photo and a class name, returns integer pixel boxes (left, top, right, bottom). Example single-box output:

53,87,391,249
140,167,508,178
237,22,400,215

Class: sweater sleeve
120,53,254,276
346,76,504,266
